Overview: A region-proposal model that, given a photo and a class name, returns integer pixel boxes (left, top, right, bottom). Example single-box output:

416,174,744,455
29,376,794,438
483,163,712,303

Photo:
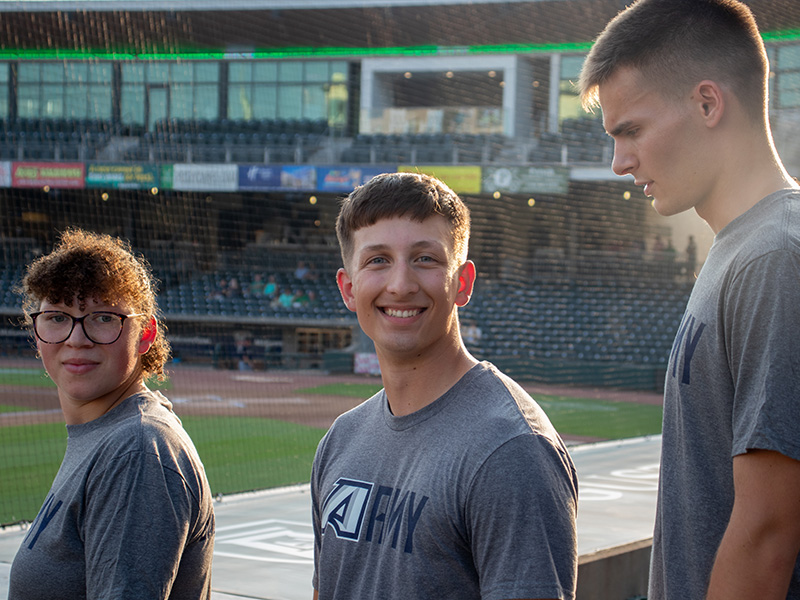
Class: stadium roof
0,0,798,58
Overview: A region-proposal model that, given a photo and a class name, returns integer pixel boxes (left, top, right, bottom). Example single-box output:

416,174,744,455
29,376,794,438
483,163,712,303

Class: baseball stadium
1,0,799,598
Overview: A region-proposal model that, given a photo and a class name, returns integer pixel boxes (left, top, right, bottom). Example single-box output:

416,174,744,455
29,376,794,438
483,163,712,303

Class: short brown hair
579,0,768,121
19,228,171,380
336,172,471,268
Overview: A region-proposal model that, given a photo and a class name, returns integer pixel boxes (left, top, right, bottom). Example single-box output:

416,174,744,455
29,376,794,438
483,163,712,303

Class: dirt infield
0,358,663,434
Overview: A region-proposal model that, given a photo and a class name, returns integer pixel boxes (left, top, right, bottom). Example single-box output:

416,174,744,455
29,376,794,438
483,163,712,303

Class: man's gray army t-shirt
312,361,578,600
649,190,800,599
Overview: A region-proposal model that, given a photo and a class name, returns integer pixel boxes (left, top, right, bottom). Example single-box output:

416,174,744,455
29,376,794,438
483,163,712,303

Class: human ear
336,268,357,313
695,80,724,127
455,261,476,307
138,316,157,354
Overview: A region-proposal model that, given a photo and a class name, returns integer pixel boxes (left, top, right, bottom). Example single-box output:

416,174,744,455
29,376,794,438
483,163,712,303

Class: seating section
0,236,690,368
0,116,612,166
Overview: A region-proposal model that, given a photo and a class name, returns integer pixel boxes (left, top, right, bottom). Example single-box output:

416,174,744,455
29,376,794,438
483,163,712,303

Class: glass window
330,61,348,80
279,62,303,82
147,63,170,83
43,63,66,83
777,44,800,70
230,62,252,83
254,62,278,81
42,84,64,117
560,55,585,80
195,86,219,119
171,84,194,119
173,63,193,83
253,84,277,119
305,62,329,82
89,85,112,119
18,64,40,83
65,85,86,118
0,63,8,118
65,63,87,83
121,87,145,125
122,63,146,83
303,85,326,119
195,63,219,83
778,71,800,108
89,63,112,83
278,85,303,118
229,84,251,119
18,86,39,118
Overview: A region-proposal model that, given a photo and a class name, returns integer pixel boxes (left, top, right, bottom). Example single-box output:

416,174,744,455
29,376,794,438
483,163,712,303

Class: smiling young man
579,1,800,599
9,228,215,600
310,172,578,600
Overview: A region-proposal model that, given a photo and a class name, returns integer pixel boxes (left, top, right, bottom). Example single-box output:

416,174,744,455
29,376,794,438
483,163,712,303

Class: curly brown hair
18,228,171,381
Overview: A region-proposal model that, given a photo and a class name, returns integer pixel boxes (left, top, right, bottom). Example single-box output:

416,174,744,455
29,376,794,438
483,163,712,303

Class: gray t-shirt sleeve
83,449,195,599
466,434,578,600
728,250,800,462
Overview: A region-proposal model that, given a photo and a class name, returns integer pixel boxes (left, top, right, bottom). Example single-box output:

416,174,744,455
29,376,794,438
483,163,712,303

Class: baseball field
0,359,663,525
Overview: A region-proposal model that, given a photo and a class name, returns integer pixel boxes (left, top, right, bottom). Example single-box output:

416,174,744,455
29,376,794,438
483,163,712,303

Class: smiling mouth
383,308,423,318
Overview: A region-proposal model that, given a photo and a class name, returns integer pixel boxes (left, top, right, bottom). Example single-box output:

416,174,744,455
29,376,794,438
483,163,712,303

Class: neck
61,375,148,426
698,121,798,233
379,345,478,417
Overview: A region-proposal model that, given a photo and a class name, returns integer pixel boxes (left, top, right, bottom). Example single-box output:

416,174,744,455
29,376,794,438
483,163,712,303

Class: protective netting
1,0,798,524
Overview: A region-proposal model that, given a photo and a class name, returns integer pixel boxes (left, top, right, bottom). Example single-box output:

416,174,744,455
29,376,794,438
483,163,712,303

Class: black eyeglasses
30,311,146,345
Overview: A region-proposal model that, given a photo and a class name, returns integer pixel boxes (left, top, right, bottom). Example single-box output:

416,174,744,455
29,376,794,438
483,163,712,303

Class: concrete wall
577,538,652,600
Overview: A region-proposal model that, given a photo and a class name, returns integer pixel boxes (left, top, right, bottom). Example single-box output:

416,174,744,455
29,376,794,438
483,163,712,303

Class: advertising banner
0,162,11,187
86,163,159,189
482,166,570,195
172,163,238,191
397,165,482,194
238,165,281,190
12,162,85,189
317,166,385,192
279,165,317,190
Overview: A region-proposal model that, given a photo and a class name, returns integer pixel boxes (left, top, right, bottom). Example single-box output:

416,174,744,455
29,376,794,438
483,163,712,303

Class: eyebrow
607,120,633,138
358,239,445,255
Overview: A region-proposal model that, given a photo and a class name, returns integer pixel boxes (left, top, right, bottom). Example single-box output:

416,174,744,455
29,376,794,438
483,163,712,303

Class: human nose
611,140,636,177
385,262,419,296
64,316,93,346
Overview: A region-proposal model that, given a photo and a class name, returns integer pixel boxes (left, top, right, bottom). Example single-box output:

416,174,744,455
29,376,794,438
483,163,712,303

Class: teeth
385,308,421,318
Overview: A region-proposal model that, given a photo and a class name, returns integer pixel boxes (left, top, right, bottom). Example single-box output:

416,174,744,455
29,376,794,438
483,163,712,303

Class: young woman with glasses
8,228,215,600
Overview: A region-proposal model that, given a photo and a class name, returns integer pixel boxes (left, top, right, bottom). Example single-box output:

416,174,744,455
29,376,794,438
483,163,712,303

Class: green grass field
0,376,661,524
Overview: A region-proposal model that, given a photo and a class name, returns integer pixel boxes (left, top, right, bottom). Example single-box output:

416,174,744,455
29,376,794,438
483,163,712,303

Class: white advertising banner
172,163,238,192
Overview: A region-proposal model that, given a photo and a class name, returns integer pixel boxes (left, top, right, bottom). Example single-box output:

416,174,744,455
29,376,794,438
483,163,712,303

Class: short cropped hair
579,0,768,121
19,228,171,380
336,172,471,268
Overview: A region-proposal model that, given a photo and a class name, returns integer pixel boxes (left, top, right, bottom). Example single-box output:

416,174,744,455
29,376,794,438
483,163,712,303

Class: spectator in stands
580,2,800,599
263,274,278,299
275,287,294,308
209,277,229,301
311,172,577,599
226,276,242,297
248,273,265,297
292,289,310,308
10,228,214,599
294,260,318,281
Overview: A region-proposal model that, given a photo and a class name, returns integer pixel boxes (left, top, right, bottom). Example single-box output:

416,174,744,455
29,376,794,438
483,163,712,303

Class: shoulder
472,363,563,442
316,390,385,450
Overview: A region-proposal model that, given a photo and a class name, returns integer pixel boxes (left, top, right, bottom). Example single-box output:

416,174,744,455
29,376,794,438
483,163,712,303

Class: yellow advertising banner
397,165,482,195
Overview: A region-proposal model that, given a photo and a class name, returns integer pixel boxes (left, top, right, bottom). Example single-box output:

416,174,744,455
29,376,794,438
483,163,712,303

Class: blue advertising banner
238,165,281,190
317,166,385,192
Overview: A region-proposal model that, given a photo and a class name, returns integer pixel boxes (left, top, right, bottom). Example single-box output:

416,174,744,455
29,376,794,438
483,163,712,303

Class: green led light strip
0,30,794,61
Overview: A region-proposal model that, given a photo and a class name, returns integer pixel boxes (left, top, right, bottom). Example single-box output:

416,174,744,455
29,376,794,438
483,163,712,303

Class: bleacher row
0,237,690,369
0,116,612,166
